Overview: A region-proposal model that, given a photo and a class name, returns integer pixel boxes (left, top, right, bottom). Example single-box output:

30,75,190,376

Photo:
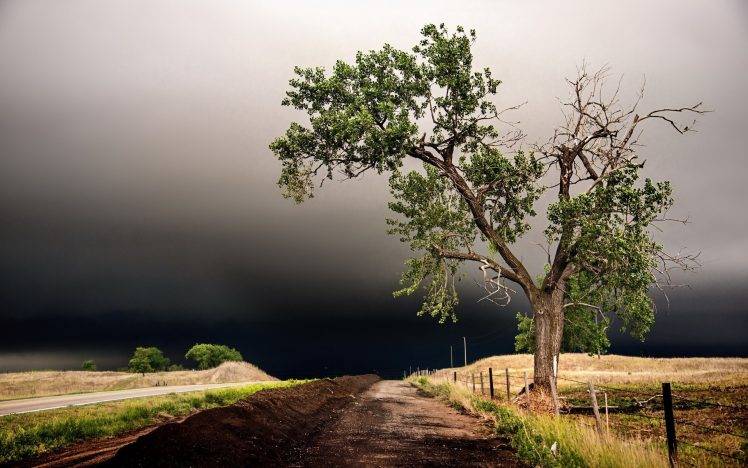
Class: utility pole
450,345,453,368
463,336,467,366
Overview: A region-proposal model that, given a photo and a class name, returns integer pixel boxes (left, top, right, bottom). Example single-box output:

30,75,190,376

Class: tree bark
532,289,564,392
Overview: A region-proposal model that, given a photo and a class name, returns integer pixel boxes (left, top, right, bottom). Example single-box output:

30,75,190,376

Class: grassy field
454,353,748,387
0,380,305,464
559,382,747,467
427,354,748,467
0,361,276,401
414,376,669,468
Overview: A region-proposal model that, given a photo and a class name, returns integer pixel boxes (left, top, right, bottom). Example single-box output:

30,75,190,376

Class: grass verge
0,380,306,463
412,376,669,468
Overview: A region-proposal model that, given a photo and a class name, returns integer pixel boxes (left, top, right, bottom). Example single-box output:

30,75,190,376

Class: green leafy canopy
128,346,170,374
270,24,702,353
185,343,243,370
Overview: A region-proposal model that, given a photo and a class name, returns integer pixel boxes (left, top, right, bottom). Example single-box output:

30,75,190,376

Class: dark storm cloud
0,1,746,373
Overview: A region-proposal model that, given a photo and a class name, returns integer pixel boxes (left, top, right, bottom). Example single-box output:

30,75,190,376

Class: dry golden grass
449,353,748,390
435,354,748,466
414,377,670,468
0,361,276,401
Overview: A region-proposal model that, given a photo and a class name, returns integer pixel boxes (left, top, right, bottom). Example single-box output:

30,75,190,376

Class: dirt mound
205,361,276,383
103,375,379,467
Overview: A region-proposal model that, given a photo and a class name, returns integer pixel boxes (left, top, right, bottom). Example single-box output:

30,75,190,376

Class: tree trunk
532,290,564,392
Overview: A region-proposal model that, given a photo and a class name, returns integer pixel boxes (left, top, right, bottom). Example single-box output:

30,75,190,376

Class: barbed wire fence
406,366,747,467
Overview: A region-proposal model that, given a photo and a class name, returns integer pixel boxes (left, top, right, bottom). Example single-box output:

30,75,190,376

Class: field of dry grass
414,376,670,468
0,361,276,401
453,353,748,389
438,354,748,466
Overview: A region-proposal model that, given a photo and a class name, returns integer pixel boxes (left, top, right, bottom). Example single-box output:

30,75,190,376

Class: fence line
669,393,747,411
679,440,744,463
408,367,746,467
674,418,748,440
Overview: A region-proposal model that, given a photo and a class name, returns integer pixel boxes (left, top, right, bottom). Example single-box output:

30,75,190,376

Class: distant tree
82,360,97,371
128,347,170,374
269,24,706,392
167,364,185,371
185,344,243,370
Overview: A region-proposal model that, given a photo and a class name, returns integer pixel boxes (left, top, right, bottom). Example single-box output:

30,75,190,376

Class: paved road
0,381,262,416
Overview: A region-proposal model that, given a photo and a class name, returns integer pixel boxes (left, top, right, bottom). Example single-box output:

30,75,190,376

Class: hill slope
0,361,276,400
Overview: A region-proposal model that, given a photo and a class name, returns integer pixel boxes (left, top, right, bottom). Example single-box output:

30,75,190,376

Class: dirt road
296,380,522,467
27,376,522,467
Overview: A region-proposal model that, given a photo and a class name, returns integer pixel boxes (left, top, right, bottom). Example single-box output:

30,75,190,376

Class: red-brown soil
25,376,523,467
15,425,164,468
296,380,523,467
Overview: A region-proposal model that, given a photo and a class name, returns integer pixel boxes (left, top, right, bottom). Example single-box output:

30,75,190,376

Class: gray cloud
0,0,746,332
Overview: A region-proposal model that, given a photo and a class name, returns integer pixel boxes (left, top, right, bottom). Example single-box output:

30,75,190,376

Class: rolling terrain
0,362,275,401
3,355,746,467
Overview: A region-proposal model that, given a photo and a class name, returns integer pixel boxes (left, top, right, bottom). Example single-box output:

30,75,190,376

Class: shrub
185,344,243,369
81,360,96,371
128,347,170,374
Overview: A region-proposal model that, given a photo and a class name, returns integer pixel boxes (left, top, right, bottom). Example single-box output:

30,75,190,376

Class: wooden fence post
471,373,476,393
488,368,494,400
588,382,604,436
604,392,609,435
662,382,678,468
505,368,511,401
453,371,457,383
480,372,485,395
549,376,560,416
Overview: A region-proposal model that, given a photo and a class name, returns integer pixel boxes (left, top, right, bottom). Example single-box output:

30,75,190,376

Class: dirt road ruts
294,380,522,467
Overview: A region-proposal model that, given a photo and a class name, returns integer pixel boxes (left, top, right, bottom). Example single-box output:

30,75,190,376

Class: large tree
270,24,704,391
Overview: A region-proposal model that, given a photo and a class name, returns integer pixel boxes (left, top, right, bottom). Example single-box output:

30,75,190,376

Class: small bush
185,344,243,369
128,347,170,373
81,360,96,371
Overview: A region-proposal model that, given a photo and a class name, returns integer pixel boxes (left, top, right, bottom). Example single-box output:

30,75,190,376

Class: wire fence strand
416,366,747,466
679,440,744,462
674,418,748,440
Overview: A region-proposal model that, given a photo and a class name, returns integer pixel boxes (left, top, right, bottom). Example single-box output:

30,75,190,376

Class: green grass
0,380,306,463
412,377,668,468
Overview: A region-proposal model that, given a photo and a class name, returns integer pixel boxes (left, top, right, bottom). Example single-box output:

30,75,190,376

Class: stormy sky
1,1,746,377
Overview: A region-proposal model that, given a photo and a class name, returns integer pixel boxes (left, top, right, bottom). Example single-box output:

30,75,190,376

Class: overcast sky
0,1,746,375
